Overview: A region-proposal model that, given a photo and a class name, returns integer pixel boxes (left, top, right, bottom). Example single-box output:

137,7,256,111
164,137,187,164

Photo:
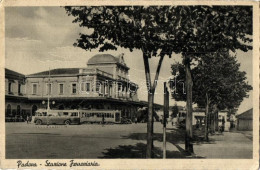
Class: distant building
5,54,144,121
5,69,28,121
172,106,229,126
236,108,253,131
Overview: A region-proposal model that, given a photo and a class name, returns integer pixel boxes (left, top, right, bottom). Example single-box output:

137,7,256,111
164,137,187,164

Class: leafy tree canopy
170,51,252,110
65,6,252,58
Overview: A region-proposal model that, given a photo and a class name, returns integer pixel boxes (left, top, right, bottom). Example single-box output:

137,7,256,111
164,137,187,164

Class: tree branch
152,55,165,91
142,51,152,93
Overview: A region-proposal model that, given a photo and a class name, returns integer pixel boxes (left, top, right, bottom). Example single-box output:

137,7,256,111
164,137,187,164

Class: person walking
26,115,29,124
222,117,225,132
102,114,105,127
134,116,137,124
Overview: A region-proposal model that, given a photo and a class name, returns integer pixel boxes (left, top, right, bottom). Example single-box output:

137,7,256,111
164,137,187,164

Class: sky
5,7,253,114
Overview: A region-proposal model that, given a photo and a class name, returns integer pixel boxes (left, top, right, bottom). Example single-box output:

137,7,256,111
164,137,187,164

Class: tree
171,103,179,118
171,51,252,140
167,6,252,153
65,6,252,156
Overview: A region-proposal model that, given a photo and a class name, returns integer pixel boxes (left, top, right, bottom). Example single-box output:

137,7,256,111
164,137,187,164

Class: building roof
5,68,25,80
236,108,253,120
27,68,80,77
87,54,129,70
87,54,119,65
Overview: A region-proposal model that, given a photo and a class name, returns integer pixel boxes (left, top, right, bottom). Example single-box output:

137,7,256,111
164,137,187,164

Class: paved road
5,122,252,159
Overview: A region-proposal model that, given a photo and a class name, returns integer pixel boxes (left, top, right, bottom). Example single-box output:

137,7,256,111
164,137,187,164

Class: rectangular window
72,83,77,94
46,83,52,94
59,84,64,94
32,84,37,95
86,82,90,92
18,83,21,94
96,83,101,92
8,82,12,93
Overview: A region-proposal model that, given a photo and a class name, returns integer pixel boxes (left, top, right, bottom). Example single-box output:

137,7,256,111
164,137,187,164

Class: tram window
109,113,111,118
64,112,68,116
112,114,114,118
43,112,47,116
71,112,77,117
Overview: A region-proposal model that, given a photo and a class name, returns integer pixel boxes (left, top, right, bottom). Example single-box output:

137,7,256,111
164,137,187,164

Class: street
5,122,252,159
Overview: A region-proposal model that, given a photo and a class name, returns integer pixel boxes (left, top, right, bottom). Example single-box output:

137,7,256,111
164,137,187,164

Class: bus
33,109,80,125
79,110,121,124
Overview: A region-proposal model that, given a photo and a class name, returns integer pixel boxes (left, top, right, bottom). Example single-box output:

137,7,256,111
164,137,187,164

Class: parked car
121,117,132,124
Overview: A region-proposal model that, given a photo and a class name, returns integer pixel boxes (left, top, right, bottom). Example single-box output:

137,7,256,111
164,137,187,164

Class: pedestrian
102,114,105,127
135,116,137,124
196,119,200,129
26,115,29,124
222,117,225,132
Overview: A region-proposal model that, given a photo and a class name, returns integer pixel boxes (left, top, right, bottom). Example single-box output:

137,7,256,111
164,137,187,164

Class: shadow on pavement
99,128,212,158
99,142,195,158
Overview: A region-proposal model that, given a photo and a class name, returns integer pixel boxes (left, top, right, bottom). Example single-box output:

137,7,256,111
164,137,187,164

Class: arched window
17,105,21,116
6,104,11,117
32,105,37,116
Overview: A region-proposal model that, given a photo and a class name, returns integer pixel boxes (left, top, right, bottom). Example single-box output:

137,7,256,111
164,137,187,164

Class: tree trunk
213,113,216,134
142,51,165,158
184,55,194,153
204,93,209,141
210,112,215,134
146,92,154,158
215,110,219,132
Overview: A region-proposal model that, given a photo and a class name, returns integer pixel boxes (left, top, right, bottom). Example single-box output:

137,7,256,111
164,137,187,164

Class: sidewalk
193,131,253,158
165,125,253,159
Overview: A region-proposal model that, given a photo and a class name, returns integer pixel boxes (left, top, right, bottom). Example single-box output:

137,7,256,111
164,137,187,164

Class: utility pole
163,82,169,159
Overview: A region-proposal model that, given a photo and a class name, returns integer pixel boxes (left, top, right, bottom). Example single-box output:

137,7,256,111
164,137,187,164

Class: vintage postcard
0,0,259,169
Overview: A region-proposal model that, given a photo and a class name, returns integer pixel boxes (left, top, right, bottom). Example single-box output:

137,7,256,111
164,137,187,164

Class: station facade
5,54,144,121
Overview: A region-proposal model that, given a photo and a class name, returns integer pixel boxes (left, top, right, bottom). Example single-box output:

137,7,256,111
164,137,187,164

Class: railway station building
5,54,144,121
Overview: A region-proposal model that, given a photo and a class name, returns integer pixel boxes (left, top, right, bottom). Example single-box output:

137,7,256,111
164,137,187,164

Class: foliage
170,51,252,110
65,6,252,57
171,104,179,118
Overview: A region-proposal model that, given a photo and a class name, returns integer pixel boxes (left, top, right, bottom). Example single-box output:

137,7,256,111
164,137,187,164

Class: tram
32,109,121,125
79,110,121,124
